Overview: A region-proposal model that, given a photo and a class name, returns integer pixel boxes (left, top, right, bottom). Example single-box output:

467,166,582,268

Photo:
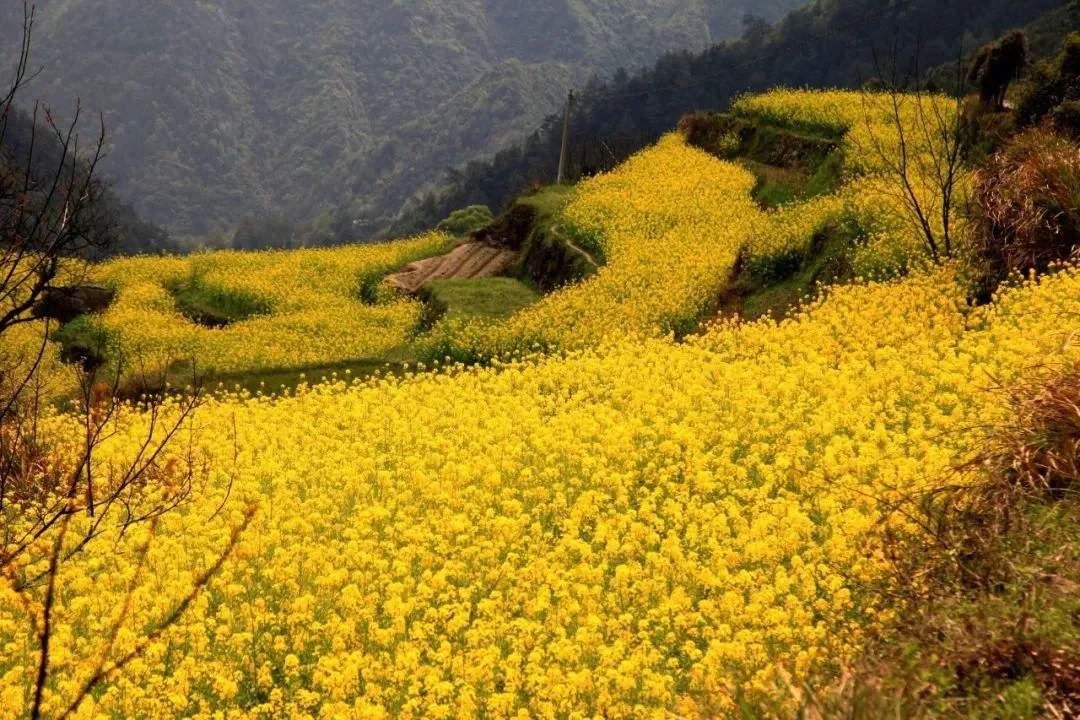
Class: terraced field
386,241,518,294
4,89,1079,719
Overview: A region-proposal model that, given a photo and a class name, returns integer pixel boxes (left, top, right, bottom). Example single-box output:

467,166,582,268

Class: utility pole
557,89,574,184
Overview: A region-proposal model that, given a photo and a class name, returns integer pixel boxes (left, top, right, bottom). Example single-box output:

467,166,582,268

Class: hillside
1027,0,1080,57
4,73,1080,716
0,106,175,256
926,1,1080,92
396,0,1064,236
0,0,806,237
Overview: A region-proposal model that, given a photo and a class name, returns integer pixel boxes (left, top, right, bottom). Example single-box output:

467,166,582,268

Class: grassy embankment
49,193,585,397
681,111,854,321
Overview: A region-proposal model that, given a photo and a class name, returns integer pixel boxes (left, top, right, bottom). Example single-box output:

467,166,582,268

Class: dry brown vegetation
970,128,1080,293
785,365,1080,718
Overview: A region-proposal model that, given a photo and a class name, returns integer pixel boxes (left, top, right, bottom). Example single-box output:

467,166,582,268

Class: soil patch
386,242,517,294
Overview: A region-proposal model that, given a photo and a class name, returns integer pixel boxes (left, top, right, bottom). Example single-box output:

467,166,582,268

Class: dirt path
386,242,517,294
552,226,600,269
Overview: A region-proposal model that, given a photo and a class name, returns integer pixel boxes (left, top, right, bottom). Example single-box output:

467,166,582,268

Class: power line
556,89,575,184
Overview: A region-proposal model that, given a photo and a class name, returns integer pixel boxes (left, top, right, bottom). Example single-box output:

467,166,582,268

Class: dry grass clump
783,365,1080,719
987,365,1080,497
970,129,1080,293
0,425,64,510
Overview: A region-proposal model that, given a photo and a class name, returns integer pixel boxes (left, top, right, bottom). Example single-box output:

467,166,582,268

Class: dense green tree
1017,32,1080,130
436,206,495,236
3,0,806,239
969,30,1030,109
742,13,770,44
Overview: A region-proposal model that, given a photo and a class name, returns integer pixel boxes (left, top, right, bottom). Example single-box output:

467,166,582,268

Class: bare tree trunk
1,6,250,716
856,37,971,264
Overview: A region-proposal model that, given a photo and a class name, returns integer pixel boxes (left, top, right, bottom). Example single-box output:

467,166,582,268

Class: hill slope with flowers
2,88,1080,718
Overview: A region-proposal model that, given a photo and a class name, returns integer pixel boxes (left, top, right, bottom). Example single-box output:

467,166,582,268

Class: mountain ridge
1,0,807,237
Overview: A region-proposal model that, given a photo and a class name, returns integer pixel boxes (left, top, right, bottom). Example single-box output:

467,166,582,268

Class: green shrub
803,150,846,198
51,315,115,370
753,178,797,208
413,285,450,334
166,276,273,327
356,269,401,305
560,219,606,266
436,205,494,236
1050,99,1080,139
1017,32,1080,127
744,247,806,286
713,131,740,158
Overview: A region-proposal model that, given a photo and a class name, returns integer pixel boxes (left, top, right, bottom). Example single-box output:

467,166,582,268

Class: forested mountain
0,0,806,238
1021,0,1080,58
395,0,1066,237
0,106,175,257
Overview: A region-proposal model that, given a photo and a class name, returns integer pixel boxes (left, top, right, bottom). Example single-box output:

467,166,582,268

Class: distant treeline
1,107,175,257
388,0,1064,239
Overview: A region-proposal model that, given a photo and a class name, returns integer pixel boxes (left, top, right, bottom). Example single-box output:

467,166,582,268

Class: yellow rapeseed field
54,90,966,373
2,89,1078,718
422,135,765,360
4,264,1080,718
424,90,968,361
87,233,452,374
734,89,966,276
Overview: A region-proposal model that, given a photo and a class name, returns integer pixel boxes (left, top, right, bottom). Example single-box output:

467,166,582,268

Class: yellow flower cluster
4,261,1079,719
0,256,90,398
744,194,847,268
89,234,452,373
0,320,79,400
423,135,764,359
733,89,966,276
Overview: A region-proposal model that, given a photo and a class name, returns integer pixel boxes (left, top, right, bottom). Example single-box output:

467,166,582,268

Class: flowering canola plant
421,135,766,360
87,233,452,374
0,320,79,400
3,261,1080,718
3,89,1078,719
742,194,848,272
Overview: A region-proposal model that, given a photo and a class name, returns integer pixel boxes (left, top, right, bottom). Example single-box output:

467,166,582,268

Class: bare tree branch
856,36,971,264
0,11,236,717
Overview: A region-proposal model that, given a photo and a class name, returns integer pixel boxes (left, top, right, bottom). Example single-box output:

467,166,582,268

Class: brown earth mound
386,242,517,294
31,285,115,324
